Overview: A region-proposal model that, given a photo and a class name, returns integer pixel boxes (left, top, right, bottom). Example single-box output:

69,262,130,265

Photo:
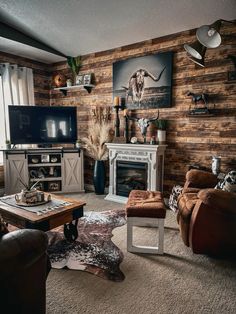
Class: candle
113,96,120,107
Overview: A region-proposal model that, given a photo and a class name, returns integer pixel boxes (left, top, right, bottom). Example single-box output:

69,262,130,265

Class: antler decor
126,111,159,143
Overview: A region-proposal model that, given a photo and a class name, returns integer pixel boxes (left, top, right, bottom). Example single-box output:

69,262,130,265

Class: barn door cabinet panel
62,151,84,193
4,153,28,195
3,149,84,195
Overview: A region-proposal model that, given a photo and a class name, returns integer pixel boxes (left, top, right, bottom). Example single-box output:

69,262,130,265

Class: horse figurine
187,91,208,106
187,91,210,115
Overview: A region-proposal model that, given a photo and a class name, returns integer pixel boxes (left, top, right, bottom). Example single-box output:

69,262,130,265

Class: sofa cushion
126,190,166,218
181,187,201,194
169,185,183,212
186,169,218,188
198,188,236,214
215,170,236,193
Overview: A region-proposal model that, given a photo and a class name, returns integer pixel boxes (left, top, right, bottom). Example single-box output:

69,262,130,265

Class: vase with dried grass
82,119,113,194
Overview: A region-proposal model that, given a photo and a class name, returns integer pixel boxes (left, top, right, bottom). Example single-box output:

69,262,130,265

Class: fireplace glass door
116,161,148,197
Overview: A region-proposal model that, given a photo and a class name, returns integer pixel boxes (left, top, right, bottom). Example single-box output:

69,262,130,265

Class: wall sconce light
188,55,205,67
184,41,206,67
184,41,206,60
184,19,235,67
196,20,222,48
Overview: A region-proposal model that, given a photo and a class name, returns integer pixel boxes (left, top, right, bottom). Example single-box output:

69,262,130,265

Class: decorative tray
15,200,51,207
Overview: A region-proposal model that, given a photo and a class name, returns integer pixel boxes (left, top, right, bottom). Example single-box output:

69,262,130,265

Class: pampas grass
82,122,113,160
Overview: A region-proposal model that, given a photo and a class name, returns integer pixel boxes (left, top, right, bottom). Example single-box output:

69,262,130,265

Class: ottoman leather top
126,190,166,218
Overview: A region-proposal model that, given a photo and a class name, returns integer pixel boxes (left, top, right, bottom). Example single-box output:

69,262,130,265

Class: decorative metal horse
187,91,210,115
187,91,208,106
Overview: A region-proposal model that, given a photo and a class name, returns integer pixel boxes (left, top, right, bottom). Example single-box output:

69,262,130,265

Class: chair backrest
184,169,218,189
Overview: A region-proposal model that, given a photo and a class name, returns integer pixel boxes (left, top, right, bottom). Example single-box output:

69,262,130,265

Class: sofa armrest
198,188,236,214
0,229,48,279
184,169,218,189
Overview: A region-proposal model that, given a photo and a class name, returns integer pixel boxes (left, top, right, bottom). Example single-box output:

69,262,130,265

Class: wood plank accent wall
1,23,235,194
50,24,236,193
0,52,51,188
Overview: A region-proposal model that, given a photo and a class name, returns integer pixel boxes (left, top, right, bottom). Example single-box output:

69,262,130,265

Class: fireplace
105,143,167,204
116,161,148,197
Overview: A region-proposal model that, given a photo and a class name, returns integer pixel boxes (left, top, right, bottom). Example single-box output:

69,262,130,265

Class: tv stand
37,144,53,148
3,148,84,195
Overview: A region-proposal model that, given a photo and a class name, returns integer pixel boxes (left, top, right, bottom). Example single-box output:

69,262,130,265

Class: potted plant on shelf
82,120,114,195
67,56,82,85
154,119,168,143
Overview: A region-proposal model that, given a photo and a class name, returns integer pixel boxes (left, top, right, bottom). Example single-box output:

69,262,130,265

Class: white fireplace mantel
105,143,167,204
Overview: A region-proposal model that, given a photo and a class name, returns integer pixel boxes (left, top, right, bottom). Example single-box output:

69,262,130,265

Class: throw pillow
169,185,183,212
215,170,236,193
0,214,9,237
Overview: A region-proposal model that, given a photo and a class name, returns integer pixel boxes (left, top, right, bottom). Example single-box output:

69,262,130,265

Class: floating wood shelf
187,113,215,117
54,84,95,96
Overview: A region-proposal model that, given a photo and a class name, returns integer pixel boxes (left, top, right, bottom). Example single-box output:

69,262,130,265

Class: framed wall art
75,74,84,85
113,51,173,109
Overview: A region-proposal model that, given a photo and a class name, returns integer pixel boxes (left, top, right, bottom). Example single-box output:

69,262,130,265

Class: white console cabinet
3,148,84,195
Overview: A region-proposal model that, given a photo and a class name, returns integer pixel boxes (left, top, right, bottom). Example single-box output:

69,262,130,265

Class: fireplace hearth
116,161,147,197
105,143,167,204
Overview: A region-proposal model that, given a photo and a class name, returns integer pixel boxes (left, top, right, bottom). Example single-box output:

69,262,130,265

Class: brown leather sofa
0,229,50,314
177,169,236,256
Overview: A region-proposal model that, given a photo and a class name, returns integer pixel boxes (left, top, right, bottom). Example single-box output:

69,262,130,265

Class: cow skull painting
113,52,173,110
122,67,166,106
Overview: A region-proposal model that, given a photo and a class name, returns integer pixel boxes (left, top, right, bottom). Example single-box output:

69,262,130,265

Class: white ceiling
0,0,235,64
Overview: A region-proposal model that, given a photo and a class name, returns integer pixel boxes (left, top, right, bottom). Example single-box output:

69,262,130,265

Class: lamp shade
187,55,205,67
184,41,206,60
196,20,222,48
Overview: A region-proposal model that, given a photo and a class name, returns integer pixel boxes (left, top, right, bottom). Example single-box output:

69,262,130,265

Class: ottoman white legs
127,217,165,254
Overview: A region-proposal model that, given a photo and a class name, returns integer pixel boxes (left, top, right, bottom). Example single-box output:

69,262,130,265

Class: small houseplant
67,56,82,84
154,119,168,143
82,121,114,194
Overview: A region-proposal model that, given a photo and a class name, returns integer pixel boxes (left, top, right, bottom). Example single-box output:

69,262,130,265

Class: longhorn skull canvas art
113,52,173,109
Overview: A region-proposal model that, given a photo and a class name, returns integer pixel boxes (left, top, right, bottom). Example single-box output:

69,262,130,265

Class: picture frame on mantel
113,51,173,110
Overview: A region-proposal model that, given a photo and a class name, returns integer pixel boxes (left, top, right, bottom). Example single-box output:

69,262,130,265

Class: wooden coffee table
0,193,86,241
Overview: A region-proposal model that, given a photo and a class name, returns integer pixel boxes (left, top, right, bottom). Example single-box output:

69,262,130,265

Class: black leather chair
0,229,50,314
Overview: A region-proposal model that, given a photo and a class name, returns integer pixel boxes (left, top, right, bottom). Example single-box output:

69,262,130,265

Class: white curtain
0,63,35,150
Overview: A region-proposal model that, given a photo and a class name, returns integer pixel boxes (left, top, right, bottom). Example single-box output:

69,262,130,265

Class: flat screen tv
9,105,77,145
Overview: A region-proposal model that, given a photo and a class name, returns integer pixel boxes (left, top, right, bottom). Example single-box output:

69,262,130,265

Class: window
0,63,34,164
0,74,7,163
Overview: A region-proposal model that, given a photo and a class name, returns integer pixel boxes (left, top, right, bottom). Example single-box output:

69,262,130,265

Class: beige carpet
46,193,236,314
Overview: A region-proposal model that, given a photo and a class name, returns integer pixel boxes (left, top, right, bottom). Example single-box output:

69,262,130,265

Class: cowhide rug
47,208,126,282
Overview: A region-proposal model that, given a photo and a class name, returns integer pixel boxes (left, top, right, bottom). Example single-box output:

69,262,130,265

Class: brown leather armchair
0,229,50,314
177,169,236,256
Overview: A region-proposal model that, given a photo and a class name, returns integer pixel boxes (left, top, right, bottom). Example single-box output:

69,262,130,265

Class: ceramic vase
157,130,166,143
212,156,221,175
93,160,105,195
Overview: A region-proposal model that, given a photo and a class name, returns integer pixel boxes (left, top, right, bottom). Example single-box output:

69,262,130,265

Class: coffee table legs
64,219,78,242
